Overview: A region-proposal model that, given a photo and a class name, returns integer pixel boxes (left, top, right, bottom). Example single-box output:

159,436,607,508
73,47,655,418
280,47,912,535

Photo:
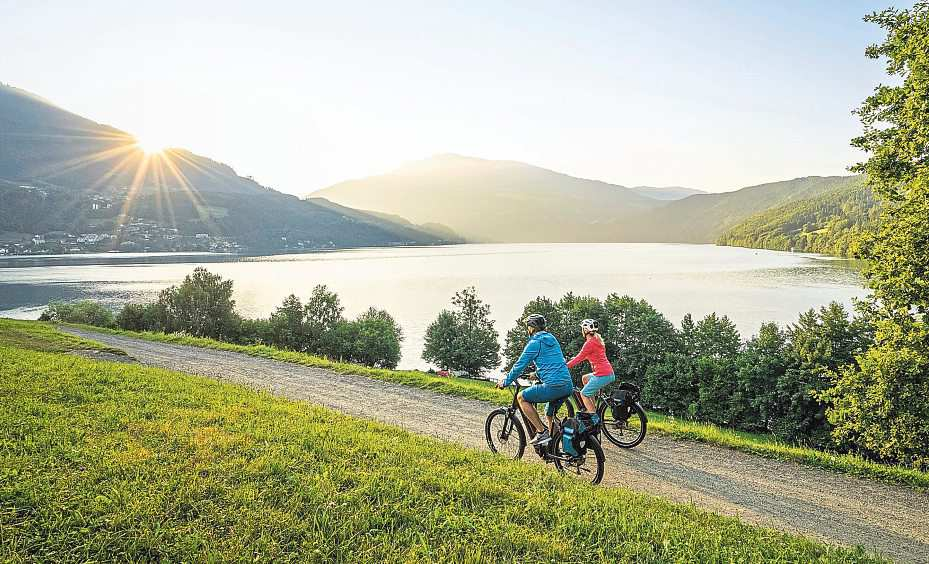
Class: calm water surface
0,244,867,369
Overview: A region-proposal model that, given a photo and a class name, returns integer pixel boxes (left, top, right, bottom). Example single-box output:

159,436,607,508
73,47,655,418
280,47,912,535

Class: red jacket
566,335,613,376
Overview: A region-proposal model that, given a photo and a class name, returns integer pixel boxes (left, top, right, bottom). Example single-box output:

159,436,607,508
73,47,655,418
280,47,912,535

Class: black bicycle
484,378,605,485
567,381,648,449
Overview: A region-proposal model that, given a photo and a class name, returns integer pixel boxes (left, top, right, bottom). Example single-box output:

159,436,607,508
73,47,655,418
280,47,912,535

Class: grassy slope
0,318,123,353
0,343,880,562
67,324,929,491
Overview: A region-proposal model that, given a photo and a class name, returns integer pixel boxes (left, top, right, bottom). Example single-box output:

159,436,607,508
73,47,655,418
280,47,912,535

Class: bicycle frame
572,382,642,415
502,380,572,463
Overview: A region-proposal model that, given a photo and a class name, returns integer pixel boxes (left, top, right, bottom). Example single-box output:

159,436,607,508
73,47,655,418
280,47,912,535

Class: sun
134,135,170,155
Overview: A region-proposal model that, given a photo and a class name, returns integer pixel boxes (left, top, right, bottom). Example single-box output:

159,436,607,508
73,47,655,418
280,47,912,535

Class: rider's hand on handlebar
496,375,506,389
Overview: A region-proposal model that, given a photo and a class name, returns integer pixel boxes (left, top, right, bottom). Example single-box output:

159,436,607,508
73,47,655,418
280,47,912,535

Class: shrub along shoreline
64,322,929,490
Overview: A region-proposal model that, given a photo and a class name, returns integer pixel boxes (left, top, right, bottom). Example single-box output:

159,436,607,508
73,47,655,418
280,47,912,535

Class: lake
0,243,867,370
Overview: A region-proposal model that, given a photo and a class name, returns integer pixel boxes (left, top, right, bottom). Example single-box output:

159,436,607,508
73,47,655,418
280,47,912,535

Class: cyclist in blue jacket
497,313,573,446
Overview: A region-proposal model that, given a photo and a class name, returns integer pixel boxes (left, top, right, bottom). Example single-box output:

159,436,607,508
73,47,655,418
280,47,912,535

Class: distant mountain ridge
313,154,666,242
608,175,866,244
314,153,863,244
0,83,451,253
629,186,706,200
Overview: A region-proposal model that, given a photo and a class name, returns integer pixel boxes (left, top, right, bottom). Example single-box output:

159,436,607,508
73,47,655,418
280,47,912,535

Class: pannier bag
611,386,636,422
561,417,586,458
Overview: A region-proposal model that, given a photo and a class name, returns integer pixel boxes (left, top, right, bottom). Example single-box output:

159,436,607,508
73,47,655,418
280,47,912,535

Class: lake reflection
0,244,867,369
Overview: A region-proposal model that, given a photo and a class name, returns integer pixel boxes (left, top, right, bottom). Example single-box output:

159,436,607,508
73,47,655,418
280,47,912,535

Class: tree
351,307,403,369
156,267,239,339
731,322,789,432
828,345,929,469
772,303,872,447
643,352,696,416
116,303,146,331
304,285,345,353
694,356,738,424
682,314,741,423
422,311,459,370
604,294,679,389
679,314,697,355
269,294,305,350
827,3,929,467
788,303,871,373
423,287,500,376
642,312,743,423
691,313,741,360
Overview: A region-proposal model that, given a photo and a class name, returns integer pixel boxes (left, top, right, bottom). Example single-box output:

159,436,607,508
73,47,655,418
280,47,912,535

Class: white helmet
581,319,599,333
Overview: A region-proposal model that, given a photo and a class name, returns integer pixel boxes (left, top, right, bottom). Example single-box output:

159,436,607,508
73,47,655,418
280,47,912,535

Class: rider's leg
582,395,597,413
581,374,616,414
547,396,567,432
581,373,596,412
518,390,545,433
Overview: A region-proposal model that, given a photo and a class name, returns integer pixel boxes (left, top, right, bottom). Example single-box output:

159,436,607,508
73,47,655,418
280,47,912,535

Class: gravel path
64,328,929,563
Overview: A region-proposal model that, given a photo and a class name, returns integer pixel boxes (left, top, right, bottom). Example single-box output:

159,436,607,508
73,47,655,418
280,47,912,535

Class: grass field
67,323,929,491
0,318,122,353
0,338,881,562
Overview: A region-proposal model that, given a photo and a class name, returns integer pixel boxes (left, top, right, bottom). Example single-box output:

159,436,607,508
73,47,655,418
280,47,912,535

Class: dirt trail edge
63,328,928,563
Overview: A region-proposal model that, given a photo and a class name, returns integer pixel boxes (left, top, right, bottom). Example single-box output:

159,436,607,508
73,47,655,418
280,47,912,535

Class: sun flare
135,136,170,155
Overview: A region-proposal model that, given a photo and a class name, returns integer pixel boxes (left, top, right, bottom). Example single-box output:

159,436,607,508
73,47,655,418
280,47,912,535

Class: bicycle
484,378,605,485
566,380,648,449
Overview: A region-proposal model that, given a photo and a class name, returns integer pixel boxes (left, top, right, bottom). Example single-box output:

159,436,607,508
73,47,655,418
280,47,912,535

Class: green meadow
68,322,929,490
0,320,882,562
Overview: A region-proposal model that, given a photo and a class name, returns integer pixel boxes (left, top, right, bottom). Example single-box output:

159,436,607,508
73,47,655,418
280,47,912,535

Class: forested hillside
717,179,878,257
316,158,867,245
609,175,866,244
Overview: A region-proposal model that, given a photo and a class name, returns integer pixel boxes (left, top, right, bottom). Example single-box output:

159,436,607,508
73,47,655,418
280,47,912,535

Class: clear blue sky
0,1,905,194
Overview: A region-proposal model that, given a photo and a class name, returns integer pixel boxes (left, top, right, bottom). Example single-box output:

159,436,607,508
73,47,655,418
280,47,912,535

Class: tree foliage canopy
423,287,500,375
831,3,929,469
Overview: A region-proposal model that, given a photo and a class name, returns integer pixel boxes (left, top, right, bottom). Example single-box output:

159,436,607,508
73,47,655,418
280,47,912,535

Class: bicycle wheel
485,408,526,459
552,431,605,485
599,401,647,448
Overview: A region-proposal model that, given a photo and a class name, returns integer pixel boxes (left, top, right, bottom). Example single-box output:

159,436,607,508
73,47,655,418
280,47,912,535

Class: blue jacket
503,331,573,387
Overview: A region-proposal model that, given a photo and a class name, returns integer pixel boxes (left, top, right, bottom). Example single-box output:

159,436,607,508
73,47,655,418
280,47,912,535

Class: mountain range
315,154,665,242
1,82,874,254
628,186,707,200
0,83,452,253
313,154,865,245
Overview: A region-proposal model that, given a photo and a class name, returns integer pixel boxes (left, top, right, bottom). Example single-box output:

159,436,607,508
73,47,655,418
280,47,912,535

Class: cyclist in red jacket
566,319,615,416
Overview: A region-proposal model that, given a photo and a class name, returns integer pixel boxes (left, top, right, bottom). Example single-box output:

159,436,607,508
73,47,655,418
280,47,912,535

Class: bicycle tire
485,408,526,459
599,401,647,448
552,431,605,485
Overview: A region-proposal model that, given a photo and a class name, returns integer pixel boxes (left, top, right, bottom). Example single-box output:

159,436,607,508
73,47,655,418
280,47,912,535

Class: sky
0,1,905,195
